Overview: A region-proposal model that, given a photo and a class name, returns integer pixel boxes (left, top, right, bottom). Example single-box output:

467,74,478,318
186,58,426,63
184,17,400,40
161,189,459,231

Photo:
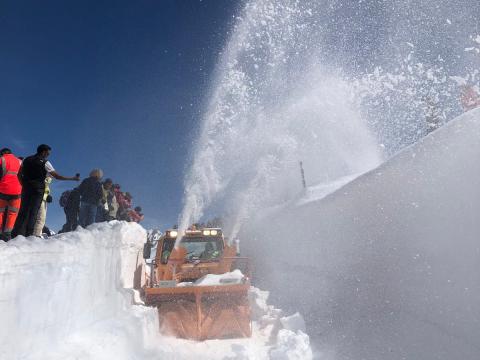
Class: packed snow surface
0,222,312,360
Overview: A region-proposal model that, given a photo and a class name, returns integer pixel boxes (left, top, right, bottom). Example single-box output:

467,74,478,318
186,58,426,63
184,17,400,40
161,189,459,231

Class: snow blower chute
140,228,251,340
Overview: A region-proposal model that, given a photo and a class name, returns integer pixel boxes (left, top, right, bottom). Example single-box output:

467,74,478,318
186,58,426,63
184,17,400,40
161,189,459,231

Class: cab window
160,237,223,263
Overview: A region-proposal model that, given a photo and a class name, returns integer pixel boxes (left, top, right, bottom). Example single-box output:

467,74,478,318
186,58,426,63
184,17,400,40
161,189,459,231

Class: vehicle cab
159,228,224,264
149,228,237,284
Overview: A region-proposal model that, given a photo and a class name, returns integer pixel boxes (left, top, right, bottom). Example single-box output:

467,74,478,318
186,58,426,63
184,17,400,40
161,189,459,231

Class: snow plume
180,0,480,237
352,56,457,156
351,32,480,156
179,0,382,239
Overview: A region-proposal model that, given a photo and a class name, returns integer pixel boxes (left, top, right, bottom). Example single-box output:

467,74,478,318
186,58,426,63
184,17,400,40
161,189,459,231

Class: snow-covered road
0,222,312,360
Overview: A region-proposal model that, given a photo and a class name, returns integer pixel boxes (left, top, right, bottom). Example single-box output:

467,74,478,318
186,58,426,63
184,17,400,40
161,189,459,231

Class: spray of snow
351,40,480,155
179,0,480,237
178,0,382,241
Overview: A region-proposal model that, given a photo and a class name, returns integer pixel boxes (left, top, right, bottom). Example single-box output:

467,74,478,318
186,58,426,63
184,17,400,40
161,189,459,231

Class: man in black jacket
78,169,104,227
13,144,79,237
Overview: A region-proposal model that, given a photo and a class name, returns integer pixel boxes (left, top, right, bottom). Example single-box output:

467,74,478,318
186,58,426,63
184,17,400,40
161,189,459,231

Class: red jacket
0,153,22,195
128,209,144,223
461,86,480,111
115,189,132,209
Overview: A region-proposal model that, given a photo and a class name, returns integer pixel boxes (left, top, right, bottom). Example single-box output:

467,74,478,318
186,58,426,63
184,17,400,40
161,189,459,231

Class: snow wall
243,108,480,360
0,222,159,360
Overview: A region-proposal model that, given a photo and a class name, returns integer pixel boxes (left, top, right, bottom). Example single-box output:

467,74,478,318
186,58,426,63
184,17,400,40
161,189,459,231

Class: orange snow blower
141,228,251,340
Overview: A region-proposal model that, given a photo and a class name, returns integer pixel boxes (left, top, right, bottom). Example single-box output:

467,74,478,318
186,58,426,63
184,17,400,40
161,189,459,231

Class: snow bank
243,108,480,359
0,222,312,359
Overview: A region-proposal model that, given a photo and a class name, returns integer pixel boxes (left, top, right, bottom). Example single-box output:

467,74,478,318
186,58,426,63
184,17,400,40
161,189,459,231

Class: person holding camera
13,144,80,237
78,168,104,227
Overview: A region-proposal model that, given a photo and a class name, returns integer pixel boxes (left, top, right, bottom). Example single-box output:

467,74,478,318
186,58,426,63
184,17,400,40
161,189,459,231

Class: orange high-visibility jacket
0,153,22,195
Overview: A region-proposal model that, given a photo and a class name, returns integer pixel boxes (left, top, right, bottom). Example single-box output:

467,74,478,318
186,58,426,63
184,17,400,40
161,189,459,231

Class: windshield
160,237,223,264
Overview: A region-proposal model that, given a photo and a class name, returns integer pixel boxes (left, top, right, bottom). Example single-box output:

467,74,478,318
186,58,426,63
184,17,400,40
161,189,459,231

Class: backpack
67,188,81,209
59,190,72,207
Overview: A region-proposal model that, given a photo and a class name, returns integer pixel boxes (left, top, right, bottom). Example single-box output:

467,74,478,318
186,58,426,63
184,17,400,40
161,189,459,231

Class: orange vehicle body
142,228,252,340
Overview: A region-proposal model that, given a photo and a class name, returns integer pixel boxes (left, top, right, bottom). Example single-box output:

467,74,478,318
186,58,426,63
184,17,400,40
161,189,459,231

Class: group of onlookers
0,144,143,242
59,171,144,234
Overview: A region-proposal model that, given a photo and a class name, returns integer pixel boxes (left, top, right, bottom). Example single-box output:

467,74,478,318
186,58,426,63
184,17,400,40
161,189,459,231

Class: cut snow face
244,108,480,360
0,222,312,360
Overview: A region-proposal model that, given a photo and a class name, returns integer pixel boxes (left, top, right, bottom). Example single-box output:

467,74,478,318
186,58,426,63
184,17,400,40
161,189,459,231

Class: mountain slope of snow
244,108,480,360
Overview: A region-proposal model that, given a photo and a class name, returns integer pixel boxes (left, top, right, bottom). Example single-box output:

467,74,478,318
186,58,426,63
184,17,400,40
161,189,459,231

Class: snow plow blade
145,283,251,340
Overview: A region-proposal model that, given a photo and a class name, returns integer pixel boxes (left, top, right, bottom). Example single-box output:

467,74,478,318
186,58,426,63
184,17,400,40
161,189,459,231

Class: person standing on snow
0,148,23,241
113,184,123,218
78,168,104,227
13,144,79,237
32,176,53,237
114,186,132,220
460,85,480,111
118,192,133,220
59,187,81,233
127,206,144,223
96,178,113,222
106,181,118,221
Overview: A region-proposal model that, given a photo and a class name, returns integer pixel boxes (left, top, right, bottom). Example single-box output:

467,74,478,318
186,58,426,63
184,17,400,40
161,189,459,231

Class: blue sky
0,0,238,230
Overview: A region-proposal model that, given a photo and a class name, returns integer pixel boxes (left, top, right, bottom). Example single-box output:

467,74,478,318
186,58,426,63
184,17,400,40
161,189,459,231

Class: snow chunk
449,75,468,86
195,269,245,286
280,313,306,333
177,270,245,287
269,329,312,360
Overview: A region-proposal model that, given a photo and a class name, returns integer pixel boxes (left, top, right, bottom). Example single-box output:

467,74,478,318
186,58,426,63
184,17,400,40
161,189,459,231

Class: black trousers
60,206,79,233
13,185,44,237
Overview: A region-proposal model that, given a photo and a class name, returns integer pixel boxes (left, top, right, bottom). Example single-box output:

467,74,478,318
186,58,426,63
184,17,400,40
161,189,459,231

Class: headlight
210,230,218,236
202,230,211,236
169,230,178,237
